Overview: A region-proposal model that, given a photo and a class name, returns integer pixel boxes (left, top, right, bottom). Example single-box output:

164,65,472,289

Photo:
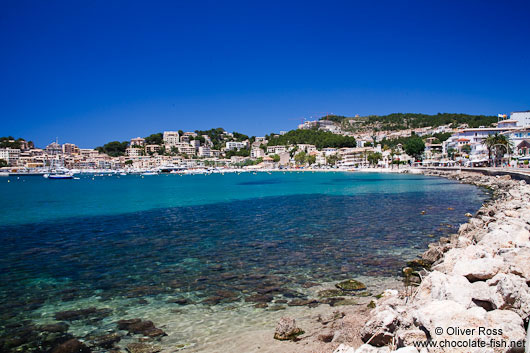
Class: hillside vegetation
321,113,498,131
266,129,356,149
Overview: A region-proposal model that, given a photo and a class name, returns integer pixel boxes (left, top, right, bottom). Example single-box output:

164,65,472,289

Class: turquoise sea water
0,172,489,352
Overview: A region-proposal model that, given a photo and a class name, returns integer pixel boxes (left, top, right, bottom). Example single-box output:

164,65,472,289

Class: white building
322,147,338,156
163,131,180,148
296,144,317,153
266,145,287,154
178,145,196,156
80,149,100,158
211,150,221,158
0,148,21,165
126,147,143,157
198,146,211,157
444,126,517,157
510,111,530,127
130,137,146,147
251,147,265,159
298,120,318,130
338,147,374,167
225,141,247,151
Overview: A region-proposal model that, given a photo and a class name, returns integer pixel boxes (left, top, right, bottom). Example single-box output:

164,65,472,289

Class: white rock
333,343,356,353
360,306,399,346
487,273,530,321
412,300,472,337
452,256,504,281
393,348,419,353
485,310,526,347
500,247,530,281
355,344,390,353
456,236,472,248
413,271,474,308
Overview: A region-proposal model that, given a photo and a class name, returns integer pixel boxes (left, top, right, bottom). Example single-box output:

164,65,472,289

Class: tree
96,141,129,157
404,136,425,160
267,129,356,149
0,159,7,167
483,133,512,167
367,152,383,166
270,154,280,162
145,133,163,145
294,151,307,165
307,154,316,165
461,144,471,154
447,147,456,160
233,132,249,141
326,154,340,166
124,160,133,165
225,148,250,158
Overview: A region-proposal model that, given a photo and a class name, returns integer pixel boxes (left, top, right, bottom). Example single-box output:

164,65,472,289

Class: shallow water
0,172,489,352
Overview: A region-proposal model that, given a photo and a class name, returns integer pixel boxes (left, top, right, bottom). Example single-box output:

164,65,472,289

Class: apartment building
62,143,80,155
163,131,180,148
198,146,211,157
225,141,247,151
0,148,21,166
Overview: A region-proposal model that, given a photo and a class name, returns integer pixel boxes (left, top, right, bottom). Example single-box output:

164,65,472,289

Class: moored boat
44,173,74,179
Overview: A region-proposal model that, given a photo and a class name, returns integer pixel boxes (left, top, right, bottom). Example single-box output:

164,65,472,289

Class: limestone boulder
413,271,474,308
486,273,530,321
412,300,525,353
360,306,399,347
499,247,530,282
450,247,505,281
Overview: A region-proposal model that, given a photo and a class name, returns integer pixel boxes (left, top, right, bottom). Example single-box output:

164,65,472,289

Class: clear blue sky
1,0,529,148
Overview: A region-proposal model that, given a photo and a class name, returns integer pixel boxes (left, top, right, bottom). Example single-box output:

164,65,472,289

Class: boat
141,171,158,176
44,173,74,179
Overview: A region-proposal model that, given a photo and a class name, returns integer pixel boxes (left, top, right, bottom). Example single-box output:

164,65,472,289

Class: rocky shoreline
275,170,529,353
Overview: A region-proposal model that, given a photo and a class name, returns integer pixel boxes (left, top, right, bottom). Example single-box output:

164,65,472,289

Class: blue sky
1,0,529,148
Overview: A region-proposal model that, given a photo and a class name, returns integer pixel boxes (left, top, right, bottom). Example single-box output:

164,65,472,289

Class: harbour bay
0,172,489,352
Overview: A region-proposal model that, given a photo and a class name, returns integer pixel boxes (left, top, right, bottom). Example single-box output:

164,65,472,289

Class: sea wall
335,170,530,353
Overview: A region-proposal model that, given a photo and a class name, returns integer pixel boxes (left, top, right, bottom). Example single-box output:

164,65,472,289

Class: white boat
44,173,74,179
141,171,158,176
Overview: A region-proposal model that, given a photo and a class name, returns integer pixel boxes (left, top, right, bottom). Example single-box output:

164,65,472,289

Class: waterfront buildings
5,109,530,171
